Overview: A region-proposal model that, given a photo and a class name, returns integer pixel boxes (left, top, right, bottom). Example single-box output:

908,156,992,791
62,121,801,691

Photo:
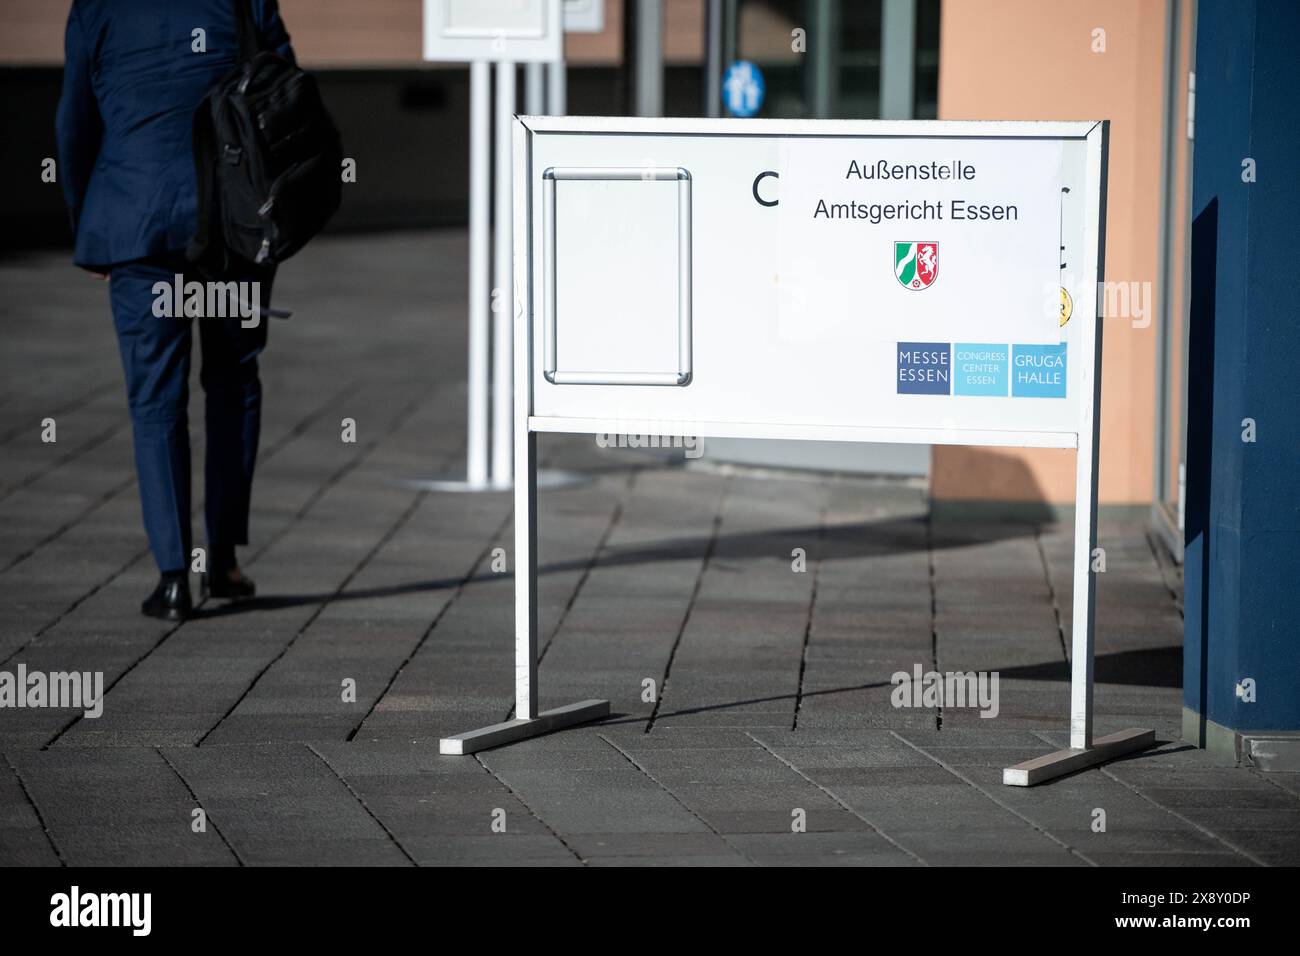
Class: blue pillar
1184,0,1300,766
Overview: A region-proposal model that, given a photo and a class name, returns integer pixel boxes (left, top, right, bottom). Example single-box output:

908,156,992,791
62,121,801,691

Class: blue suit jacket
57,0,295,270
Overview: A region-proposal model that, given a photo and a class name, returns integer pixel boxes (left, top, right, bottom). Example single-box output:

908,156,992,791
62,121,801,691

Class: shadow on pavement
197,514,1038,618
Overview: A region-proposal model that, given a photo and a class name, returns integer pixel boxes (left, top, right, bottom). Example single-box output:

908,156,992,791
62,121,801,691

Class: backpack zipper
255,195,274,263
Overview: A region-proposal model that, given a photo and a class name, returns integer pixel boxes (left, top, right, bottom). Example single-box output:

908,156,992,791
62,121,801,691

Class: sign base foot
396,469,590,493
440,699,611,755
1003,728,1155,786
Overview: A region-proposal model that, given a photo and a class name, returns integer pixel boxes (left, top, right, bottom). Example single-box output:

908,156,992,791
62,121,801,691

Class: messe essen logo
894,241,938,290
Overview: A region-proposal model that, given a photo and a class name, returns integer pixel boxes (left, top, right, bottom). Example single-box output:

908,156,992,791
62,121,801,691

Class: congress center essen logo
894,241,938,290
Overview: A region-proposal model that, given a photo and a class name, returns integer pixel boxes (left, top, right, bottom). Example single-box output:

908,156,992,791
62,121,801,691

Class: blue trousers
109,255,270,574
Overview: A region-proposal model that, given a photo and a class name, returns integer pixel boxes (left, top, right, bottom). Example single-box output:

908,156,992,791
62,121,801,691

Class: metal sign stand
438,127,609,751
438,399,610,753
410,1,584,494
408,60,495,492
1002,124,1155,784
441,119,1153,787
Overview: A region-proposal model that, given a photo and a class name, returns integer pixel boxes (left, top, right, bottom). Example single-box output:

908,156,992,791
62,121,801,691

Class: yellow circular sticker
1060,286,1073,327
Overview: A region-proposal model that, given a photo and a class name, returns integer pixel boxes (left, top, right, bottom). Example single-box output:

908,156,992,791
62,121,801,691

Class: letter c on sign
753,170,778,207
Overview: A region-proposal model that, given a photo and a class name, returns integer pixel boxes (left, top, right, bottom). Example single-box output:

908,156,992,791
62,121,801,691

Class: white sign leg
397,61,493,494
437,427,608,755
1070,385,1100,750
515,430,539,718
399,60,495,493
467,59,491,487
1002,438,1155,784
491,60,516,488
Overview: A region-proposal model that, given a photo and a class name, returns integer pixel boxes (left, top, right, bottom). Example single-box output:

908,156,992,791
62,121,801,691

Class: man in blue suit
58,1,296,620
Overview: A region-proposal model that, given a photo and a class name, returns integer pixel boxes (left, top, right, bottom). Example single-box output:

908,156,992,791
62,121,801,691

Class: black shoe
200,569,256,602
142,575,192,621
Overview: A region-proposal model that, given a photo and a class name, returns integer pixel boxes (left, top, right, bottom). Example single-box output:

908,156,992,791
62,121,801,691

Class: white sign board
563,0,604,33
423,0,563,63
517,118,1104,450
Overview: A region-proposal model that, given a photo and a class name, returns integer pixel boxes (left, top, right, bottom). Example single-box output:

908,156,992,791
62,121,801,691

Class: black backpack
187,0,343,275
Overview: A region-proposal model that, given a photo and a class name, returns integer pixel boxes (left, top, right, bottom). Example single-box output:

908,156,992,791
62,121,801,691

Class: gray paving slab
161,743,410,865
0,752,61,866
5,747,237,865
309,740,578,865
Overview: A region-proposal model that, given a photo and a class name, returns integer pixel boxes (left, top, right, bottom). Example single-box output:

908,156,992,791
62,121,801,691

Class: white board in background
563,0,604,33
423,0,563,63
518,118,1101,446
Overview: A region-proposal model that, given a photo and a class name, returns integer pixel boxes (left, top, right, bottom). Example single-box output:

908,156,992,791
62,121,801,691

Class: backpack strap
234,0,262,61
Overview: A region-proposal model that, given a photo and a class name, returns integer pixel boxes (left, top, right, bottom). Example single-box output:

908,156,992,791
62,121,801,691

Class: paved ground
1,232,1297,867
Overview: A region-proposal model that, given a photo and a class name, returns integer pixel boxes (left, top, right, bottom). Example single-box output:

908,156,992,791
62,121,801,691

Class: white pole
466,60,491,487
491,61,516,487
525,61,545,116
546,58,566,115
1070,405,1099,750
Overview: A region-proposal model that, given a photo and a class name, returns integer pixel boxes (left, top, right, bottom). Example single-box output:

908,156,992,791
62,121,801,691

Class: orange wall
932,0,1169,506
